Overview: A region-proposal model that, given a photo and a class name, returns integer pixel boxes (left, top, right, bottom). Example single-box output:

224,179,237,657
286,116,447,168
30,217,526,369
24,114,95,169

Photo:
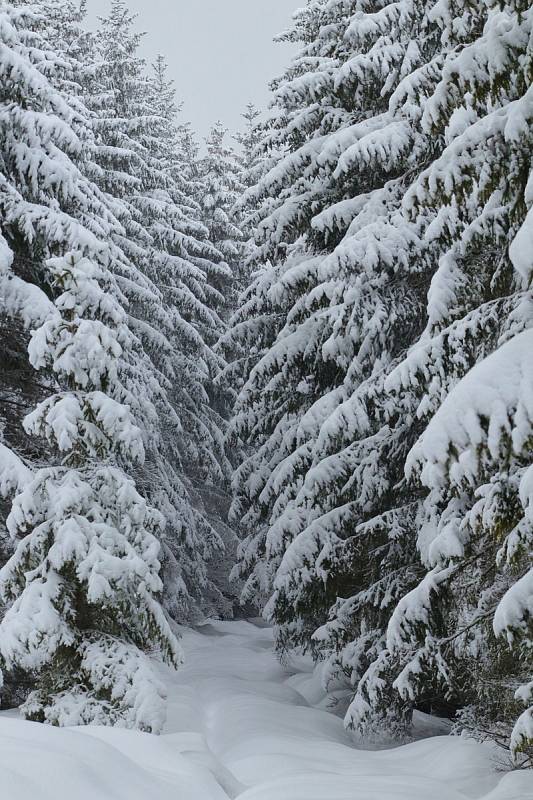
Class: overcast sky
86,0,298,143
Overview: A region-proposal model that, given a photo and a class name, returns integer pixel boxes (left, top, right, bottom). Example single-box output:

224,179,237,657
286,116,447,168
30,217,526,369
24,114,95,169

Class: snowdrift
1,620,530,800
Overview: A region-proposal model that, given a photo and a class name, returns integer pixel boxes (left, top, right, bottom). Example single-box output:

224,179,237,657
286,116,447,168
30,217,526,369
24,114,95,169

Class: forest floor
1,619,530,799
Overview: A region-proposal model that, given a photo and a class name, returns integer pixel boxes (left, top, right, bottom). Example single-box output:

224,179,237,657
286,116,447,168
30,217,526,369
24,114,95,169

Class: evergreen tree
229,0,507,745
83,3,232,618
228,0,354,612
381,0,533,763
86,0,175,357
143,54,231,493
200,122,244,318
0,0,128,483
229,0,434,649
234,104,263,193
0,4,179,727
145,56,238,618
0,252,181,730
233,103,264,283
217,105,275,413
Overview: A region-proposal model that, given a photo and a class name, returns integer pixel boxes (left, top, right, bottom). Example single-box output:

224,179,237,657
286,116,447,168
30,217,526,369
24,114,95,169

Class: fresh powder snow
1,620,529,800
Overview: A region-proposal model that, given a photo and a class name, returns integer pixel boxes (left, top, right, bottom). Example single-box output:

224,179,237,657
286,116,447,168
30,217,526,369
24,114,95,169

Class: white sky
86,0,299,142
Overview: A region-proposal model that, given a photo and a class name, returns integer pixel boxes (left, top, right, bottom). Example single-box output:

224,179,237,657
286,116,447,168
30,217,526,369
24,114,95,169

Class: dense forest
0,0,531,780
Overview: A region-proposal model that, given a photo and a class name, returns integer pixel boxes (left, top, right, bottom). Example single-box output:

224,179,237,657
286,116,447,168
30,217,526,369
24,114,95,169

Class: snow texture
407,329,533,493
0,620,529,800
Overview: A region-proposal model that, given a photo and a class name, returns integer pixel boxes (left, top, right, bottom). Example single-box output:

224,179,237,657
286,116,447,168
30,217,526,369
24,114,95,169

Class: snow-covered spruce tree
81,4,232,618
380,0,533,762
216,104,273,427
232,104,264,288
0,3,184,716
0,0,125,496
263,2,435,740
143,55,231,489
85,0,175,363
228,0,356,612
230,0,498,741
0,0,120,703
228,0,435,659
269,0,485,741
234,104,263,194
389,334,533,765
145,56,239,617
200,122,244,319
1,0,191,621
0,251,181,730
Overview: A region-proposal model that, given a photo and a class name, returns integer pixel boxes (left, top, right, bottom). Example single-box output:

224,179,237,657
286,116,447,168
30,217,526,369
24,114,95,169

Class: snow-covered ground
1,620,529,799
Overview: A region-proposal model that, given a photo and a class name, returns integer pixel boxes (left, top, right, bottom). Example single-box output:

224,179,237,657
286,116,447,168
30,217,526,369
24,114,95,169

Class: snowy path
1,619,530,799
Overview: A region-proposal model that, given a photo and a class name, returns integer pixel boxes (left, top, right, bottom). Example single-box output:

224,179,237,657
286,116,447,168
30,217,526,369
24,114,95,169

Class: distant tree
200,122,244,318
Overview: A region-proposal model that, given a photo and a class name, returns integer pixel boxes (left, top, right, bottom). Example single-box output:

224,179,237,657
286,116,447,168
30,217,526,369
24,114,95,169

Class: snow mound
0,717,226,800
1,620,530,799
